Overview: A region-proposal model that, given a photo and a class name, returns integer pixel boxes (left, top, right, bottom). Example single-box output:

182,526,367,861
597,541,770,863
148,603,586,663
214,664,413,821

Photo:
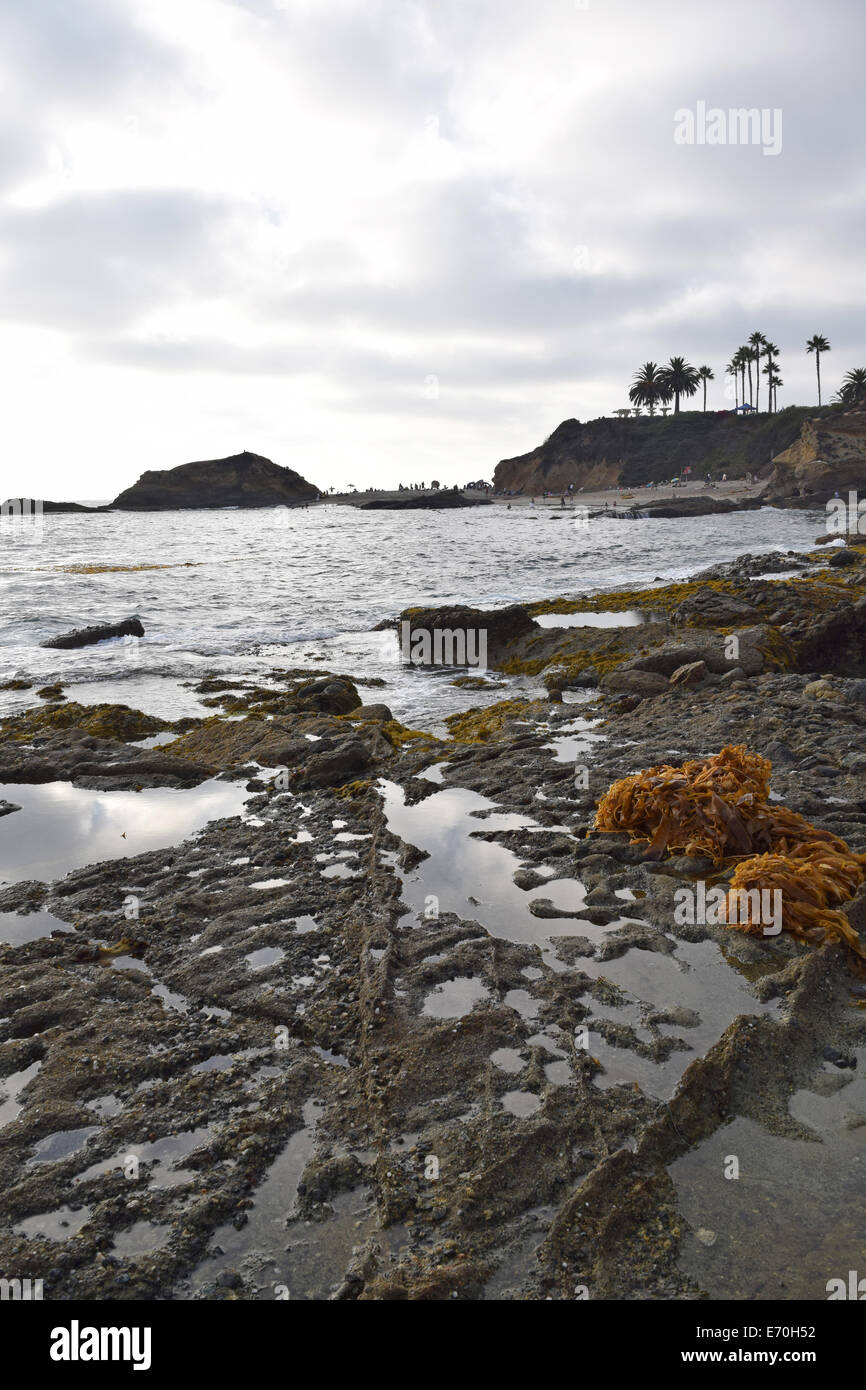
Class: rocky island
110,451,318,510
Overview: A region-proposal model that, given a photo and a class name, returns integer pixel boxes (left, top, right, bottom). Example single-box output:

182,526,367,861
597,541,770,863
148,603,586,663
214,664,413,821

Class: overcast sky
1,0,864,499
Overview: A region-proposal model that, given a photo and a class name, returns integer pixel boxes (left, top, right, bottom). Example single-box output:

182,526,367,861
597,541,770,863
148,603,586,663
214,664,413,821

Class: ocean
0,502,827,730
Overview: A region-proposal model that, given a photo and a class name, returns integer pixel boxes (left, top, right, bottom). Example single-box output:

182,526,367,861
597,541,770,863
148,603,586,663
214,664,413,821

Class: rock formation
111,451,318,510
762,403,866,501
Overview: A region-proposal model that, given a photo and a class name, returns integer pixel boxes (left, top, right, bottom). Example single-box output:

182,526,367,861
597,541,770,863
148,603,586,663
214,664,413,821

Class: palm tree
725,358,739,411
628,362,671,417
658,356,700,413
762,359,782,413
745,347,756,411
748,331,767,412
731,347,749,410
697,365,714,412
836,368,866,405
806,335,831,406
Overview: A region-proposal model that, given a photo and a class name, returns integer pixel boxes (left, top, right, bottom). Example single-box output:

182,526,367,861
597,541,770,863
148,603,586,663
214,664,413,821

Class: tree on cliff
744,345,756,409
836,368,866,405
762,342,781,413
806,334,831,406
725,358,739,410
748,331,768,412
658,357,700,413
698,365,714,411
732,346,750,408
763,360,782,413
628,362,671,416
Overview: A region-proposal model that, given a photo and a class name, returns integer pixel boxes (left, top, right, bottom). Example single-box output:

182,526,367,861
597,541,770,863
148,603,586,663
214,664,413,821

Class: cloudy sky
1,0,864,500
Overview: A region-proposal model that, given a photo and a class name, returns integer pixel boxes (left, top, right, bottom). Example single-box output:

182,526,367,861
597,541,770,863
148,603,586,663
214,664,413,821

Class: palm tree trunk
817,354,822,406
755,349,760,412
702,380,707,411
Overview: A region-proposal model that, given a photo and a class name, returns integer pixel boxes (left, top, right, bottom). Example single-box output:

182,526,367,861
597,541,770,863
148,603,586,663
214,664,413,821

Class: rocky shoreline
1,543,865,1300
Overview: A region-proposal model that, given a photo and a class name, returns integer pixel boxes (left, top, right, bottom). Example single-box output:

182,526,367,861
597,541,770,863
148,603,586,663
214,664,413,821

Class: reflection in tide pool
0,909,74,945
670,1085,866,1299
0,779,248,884
380,780,594,954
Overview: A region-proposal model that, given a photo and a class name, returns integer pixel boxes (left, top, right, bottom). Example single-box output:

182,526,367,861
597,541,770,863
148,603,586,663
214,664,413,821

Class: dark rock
390,603,536,666
111,451,318,510
828,548,859,567
350,704,394,722
671,586,757,627
294,678,361,715
359,492,489,510
41,617,144,650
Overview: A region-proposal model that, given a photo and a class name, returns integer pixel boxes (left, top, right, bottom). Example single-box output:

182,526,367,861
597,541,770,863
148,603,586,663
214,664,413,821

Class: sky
1,0,864,500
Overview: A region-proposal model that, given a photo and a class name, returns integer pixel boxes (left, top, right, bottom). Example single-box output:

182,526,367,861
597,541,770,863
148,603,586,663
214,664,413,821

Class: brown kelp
594,745,866,963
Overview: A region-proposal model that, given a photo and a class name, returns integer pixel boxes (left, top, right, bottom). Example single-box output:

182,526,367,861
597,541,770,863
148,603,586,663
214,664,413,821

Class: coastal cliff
493,407,822,493
761,403,866,500
110,451,318,510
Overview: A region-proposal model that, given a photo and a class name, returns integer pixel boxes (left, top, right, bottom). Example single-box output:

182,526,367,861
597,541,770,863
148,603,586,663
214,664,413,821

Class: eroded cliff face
111,451,319,509
762,405,866,499
493,409,818,494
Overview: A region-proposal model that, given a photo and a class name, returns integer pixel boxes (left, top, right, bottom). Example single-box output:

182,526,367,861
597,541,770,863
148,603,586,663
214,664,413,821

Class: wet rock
828,548,859,567
41,616,144,650
0,799,21,817
350,704,394,722
671,587,757,627
292,737,377,789
389,603,536,666
294,678,361,715
512,868,548,891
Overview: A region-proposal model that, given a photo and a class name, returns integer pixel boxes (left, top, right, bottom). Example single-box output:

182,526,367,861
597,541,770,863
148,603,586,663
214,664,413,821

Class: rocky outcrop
359,492,490,510
390,604,537,667
1,498,104,513
41,617,144,650
603,497,764,521
111,451,318,510
762,404,866,500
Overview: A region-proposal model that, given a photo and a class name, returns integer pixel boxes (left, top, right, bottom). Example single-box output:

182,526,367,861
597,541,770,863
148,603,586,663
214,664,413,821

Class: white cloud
0,0,864,499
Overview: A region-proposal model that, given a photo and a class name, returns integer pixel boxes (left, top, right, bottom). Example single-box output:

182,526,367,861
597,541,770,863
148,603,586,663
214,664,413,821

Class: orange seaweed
594,745,866,965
